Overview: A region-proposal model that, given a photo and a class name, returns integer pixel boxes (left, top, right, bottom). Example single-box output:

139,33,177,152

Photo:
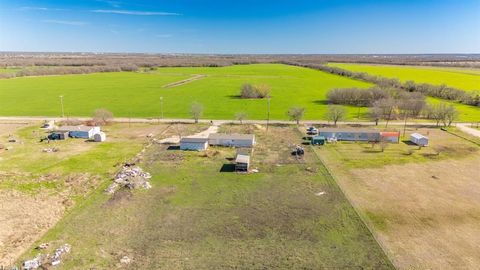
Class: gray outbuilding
410,133,429,146
208,133,255,148
235,154,250,172
180,137,209,151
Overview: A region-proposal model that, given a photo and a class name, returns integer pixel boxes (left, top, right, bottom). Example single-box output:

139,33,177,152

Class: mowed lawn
328,63,480,91
20,125,394,269
0,64,372,120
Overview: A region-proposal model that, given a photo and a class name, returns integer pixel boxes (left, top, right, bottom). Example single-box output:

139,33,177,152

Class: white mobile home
410,133,428,146
318,129,381,142
180,137,209,151
56,126,101,139
208,133,255,148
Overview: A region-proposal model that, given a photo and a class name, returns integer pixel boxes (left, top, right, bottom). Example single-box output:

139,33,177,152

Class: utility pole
403,111,408,138
266,97,271,132
59,95,64,118
160,96,164,121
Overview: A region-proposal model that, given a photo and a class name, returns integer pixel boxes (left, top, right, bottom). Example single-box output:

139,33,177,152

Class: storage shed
93,132,107,142
208,133,255,148
180,137,209,151
48,131,69,140
380,131,400,143
318,129,381,142
57,126,100,139
410,133,429,146
311,136,326,145
235,154,250,172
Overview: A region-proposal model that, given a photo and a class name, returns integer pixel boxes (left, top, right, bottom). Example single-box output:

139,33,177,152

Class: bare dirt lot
318,128,480,269
0,190,64,266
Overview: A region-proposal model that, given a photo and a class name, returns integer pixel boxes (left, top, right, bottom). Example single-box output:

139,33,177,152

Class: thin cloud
96,0,121,8
42,20,88,26
91,9,180,16
20,6,69,11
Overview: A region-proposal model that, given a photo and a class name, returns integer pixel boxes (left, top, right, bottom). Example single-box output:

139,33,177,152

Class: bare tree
235,112,247,124
428,102,458,127
92,108,114,126
326,105,346,126
190,102,203,123
379,138,388,152
373,98,397,128
287,107,305,125
369,106,382,126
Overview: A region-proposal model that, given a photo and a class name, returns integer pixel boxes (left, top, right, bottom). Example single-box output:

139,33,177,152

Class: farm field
315,127,480,269
0,63,478,121
17,124,393,269
327,62,480,91
0,121,207,266
0,64,372,120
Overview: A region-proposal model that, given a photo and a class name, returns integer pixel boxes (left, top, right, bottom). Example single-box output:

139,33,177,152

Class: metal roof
209,133,255,140
410,133,428,139
56,125,97,132
235,154,250,163
180,137,209,143
318,128,380,134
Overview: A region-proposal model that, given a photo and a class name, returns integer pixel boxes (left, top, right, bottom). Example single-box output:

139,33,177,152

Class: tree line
282,61,480,107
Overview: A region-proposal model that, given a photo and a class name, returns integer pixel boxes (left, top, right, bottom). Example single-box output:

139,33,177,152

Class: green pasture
327,63,480,91
0,64,372,120
0,63,478,121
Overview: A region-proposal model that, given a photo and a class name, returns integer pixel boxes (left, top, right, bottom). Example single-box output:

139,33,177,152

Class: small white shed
180,137,209,151
93,132,106,142
410,133,429,146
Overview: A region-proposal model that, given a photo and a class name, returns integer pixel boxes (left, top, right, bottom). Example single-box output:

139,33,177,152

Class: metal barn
180,137,209,151
208,133,255,148
410,133,429,146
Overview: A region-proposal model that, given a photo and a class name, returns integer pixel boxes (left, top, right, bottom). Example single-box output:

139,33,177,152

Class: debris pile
42,147,59,153
106,164,152,194
120,255,132,264
22,243,71,270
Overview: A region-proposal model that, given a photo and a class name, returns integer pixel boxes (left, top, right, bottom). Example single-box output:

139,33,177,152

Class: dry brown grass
0,190,65,266
320,128,480,269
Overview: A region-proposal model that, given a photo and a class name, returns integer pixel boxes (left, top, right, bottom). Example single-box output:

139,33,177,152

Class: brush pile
105,164,152,194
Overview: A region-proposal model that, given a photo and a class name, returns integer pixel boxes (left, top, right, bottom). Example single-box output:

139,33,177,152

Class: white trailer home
180,137,209,151
410,133,429,146
208,133,255,148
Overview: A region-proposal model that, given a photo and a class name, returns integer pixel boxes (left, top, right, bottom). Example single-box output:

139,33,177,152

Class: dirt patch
161,74,206,88
334,156,480,269
0,190,65,266
0,122,32,138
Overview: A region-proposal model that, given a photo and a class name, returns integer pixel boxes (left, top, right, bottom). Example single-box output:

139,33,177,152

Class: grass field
0,122,207,265
18,124,393,269
327,63,480,92
0,64,478,121
316,127,480,269
0,64,373,120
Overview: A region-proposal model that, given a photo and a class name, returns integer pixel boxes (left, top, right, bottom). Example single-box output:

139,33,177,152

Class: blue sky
0,0,479,54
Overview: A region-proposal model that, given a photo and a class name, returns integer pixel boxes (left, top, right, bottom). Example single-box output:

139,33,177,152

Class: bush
240,83,271,99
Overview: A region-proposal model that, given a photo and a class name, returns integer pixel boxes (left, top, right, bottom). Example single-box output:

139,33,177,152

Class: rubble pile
105,164,152,194
22,243,71,270
42,147,59,153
